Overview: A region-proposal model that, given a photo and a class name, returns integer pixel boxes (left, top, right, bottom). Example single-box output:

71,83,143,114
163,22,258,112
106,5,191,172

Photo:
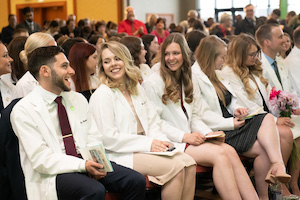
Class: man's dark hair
60,38,84,58
50,20,59,28
272,9,281,17
8,14,15,20
28,46,64,79
22,7,33,15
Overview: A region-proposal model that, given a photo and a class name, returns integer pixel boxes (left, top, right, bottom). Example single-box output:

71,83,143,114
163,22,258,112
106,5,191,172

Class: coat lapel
261,53,283,90
30,90,59,147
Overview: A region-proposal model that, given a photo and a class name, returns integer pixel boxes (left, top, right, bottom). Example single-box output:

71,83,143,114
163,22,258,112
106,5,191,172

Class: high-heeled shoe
265,162,291,184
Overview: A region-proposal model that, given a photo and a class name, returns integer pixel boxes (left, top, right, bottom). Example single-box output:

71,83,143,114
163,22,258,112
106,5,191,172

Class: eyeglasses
248,51,260,59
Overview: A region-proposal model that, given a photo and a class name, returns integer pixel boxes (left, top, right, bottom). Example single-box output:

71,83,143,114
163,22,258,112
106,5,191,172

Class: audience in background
235,4,265,36
120,36,152,82
1,14,17,45
118,6,147,37
16,7,41,35
151,18,170,45
210,13,232,38
141,34,159,67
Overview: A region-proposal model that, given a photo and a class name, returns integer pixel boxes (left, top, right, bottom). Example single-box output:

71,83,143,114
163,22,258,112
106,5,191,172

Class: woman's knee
278,126,293,144
264,113,276,124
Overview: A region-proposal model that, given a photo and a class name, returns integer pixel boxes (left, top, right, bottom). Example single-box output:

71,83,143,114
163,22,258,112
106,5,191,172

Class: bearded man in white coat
10,46,146,200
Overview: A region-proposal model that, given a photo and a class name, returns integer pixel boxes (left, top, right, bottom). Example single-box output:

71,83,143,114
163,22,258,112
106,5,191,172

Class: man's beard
51,69,71,92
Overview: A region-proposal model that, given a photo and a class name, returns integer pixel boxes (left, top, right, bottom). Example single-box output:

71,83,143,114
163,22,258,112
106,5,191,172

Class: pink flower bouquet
269,87,299,117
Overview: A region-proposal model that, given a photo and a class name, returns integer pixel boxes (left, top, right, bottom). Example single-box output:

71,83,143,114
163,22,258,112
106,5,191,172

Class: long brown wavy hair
160,33,193,104
195,35,228,106
225,33,268,99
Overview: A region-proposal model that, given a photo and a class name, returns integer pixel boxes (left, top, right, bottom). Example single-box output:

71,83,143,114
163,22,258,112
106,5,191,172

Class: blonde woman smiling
89,41,196,200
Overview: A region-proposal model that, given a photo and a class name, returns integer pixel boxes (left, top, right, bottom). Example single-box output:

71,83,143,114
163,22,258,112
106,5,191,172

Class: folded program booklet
79,144,113,172
205,133,225,139
239,106,264,121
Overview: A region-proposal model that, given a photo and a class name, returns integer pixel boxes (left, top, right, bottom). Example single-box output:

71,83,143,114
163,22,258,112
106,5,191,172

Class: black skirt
219,89,267,154
224,113,267,154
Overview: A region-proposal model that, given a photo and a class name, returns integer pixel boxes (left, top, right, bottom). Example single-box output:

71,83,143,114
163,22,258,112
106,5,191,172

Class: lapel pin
71,106,74,111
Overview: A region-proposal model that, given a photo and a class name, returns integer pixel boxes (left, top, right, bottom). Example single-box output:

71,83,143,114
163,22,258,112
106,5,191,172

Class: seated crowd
2,3,300,200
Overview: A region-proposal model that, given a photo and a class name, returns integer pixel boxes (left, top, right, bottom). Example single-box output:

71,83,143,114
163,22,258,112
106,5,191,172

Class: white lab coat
143,70,213,152
139,63,153,81
191,61,242,131
89,84,169,168
285,46,300,97
261,53,300,108
261,53,292,92
11,86,102,200
221,66,277,119
0,73,17,108
16,71,39,97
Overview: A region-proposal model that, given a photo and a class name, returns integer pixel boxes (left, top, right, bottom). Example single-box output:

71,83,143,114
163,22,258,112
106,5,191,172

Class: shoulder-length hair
141,34,156,66
120,36,142,67
225,33,268,99
98,41,140,95
195,35,228,105
7,36,27,81
68,43,96,92
160,33,193,104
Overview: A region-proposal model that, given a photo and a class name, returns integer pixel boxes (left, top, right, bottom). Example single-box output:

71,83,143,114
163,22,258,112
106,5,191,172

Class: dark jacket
234,17,265,36
0,98,27,200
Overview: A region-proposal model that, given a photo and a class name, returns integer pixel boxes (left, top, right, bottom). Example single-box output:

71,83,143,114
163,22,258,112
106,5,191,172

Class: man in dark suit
16,7,41,35
0,98,27,200
235,4,264,36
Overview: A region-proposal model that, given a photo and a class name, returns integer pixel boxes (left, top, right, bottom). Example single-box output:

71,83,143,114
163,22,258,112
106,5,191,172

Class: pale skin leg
161,165,196,200
216,142,259,200
289,137,300,196
277,125,293,196
185,142,257,200
243,141,270,200
242,114,289,199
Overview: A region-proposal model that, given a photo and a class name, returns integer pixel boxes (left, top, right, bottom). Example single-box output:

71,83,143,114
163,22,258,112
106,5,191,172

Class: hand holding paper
238,107,264,121
79,144,113,172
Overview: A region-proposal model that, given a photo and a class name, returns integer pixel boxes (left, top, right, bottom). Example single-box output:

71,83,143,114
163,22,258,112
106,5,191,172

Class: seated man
11,46,146,200
118,6,147,37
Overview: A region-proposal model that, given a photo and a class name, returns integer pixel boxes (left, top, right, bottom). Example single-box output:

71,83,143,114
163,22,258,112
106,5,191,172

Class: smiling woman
0,42,16,111
0,42,13,76
89,41,197,200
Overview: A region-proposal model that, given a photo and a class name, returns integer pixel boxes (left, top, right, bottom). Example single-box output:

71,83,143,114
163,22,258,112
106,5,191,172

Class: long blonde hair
19,32,55,67
98,41,140,95
160,33,193,104
225,34,268,99
195,35,228,106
